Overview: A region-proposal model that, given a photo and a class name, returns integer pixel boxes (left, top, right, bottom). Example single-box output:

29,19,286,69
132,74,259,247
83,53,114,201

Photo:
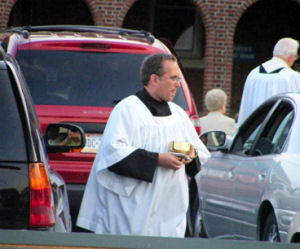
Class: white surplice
237,57,300,126
76,95,210,237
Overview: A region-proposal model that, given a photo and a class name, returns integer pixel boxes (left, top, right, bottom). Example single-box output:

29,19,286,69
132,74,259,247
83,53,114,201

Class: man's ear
221,103,226,114
150,74,159,85
287,55,295,67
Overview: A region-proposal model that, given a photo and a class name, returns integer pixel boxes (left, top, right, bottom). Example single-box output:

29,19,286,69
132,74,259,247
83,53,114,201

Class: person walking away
76,53,210,237
199,88,237,137
237,37,300,126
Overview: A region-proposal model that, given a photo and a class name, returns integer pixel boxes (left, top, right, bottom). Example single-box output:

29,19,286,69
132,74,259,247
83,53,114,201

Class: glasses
159,75,182,84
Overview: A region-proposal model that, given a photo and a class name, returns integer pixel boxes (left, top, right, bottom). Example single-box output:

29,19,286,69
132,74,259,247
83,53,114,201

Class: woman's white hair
205,88,227,112
273,37,299,59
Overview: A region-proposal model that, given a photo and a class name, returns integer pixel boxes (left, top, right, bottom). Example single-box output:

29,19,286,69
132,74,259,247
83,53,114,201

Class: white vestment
237,57,300,126
76,95,210,237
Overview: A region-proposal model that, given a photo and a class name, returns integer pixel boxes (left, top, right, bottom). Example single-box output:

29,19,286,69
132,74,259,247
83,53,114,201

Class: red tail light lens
190,115,201,136
29,163,55,228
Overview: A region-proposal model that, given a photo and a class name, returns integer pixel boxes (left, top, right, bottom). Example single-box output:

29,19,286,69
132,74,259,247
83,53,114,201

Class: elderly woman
199,88,237,136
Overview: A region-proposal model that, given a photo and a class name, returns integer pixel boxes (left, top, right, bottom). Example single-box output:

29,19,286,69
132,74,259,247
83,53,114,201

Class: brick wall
87,0,262,115
86,0,136,27
0,0,15,28
192,0,259,114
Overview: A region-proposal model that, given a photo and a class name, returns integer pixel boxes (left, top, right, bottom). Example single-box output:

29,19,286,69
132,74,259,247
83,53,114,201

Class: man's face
155,60,182,102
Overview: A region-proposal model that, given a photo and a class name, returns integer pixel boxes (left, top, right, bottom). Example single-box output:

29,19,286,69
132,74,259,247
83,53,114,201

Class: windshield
16,50,188,109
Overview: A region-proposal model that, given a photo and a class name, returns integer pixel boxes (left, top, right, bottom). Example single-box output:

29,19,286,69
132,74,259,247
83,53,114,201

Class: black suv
0,47,85,231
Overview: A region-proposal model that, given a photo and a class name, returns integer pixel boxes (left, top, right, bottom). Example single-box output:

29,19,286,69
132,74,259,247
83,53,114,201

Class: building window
123,0,204,59
174,12,204,59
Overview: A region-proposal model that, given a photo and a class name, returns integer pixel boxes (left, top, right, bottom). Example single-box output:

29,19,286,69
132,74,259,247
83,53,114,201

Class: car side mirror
200,130,227,151
44,123,86,153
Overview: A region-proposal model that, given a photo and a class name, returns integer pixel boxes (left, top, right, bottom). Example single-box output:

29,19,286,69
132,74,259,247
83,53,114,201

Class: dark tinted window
254,102,294,155
0,66,27,161
12,56,45,161
17,50,188,109
231,101,277,155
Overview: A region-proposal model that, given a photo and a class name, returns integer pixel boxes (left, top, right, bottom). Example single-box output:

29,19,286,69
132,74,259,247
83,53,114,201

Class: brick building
1,0,300,117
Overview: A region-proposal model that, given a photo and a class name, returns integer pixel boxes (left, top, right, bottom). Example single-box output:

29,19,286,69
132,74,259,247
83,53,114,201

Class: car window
252,102,294,156
231,101,277,155
271,111,293,152
14,56,46,161
16,50,188,110
0,65,27,161
241,124,262,154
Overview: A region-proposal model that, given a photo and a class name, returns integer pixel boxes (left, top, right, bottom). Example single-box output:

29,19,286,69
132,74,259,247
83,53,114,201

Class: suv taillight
29,163,55,228
190,115,201,136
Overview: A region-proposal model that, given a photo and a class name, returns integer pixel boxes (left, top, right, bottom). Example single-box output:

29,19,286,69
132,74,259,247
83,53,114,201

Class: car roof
4,26,172,58
4,25,170,52
19,33,157,46
265,92,300,105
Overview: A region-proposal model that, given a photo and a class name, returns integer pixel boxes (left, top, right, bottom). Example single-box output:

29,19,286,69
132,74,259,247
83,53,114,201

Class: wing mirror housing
200,130,229,152
44,123,86,153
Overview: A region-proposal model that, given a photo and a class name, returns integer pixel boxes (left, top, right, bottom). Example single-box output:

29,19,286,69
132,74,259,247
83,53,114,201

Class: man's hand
158,153,184,170
189,146,198,160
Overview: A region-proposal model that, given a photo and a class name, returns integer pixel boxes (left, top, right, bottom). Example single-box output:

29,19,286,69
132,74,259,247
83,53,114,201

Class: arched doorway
232,0,300,116
8,0,93,26
123,0,205,112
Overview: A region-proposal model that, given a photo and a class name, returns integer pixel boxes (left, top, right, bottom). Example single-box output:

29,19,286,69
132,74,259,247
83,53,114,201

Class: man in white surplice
238,37,300,126
76,53,210,237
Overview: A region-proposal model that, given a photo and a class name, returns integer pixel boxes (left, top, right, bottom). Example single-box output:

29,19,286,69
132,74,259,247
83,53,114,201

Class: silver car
287,211,300,243
195,92,300,243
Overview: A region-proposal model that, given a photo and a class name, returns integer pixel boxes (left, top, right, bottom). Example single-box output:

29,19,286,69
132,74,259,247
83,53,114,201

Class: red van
3,25,201,229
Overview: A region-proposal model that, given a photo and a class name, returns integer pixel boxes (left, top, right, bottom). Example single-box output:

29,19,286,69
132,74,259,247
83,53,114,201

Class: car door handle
228,169,235,179
258,170,267,182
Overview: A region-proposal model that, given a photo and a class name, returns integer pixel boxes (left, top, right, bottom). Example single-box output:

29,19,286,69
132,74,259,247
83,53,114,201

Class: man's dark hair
140,53,177,86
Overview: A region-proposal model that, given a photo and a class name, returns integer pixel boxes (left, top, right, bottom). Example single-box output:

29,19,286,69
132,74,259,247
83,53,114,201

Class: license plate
81,133,102,153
